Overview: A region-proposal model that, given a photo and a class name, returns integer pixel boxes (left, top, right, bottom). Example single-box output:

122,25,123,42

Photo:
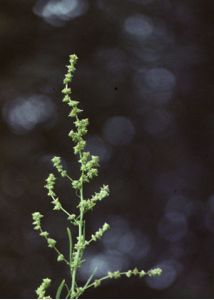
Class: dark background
0,0,214,298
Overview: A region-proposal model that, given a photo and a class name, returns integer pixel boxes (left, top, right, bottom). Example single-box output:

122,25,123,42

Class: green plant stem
50,195,71,218
66,174,74,183
71,150,85,298
70,207,84,297
67,228,73,265
71,264,76,297
39,228,70,266
85,272,136,290
67,227,73,296
33,55,162,299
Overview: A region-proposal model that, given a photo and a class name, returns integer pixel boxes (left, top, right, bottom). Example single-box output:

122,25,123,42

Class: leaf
67,227,72,263
56,279,65,299
83,267,98,290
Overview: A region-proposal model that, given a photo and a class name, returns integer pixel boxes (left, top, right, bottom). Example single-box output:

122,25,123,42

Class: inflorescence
32,54,162,299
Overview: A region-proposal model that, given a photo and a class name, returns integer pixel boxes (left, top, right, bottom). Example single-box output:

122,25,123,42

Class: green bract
32,54,162,299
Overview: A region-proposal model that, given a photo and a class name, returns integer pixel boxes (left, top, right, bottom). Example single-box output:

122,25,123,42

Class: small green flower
52,198,62,211
94,279,101,288
132,268,139,276
67,214,76,221
125,270,132,278
73,140,86,154
47,238,56,248
63,73,72,84
67,100,79,107
72,180,82,190
147,268,162,277
61,87,71,95
32,211,43,221
139,270,146,277
57,254,64,262
69,107,83,118
62,94,70,103
40,231,49,238
113,271,121,279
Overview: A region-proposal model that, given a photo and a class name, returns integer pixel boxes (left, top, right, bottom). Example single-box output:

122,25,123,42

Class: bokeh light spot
2,94,56,134
158,211,188,242
103,116,135,145
145,67,176,92
86,135,112,163
134,67,176,105
79,252,127,280
146,260,181,289
33,0,88,26
143,109,175,137
124,14,154,40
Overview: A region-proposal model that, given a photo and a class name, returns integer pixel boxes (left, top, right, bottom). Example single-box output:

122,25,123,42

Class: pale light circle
103,116,135,145
146,260,181,289
2,94,55,134
124,14,154,39
144,67,176,92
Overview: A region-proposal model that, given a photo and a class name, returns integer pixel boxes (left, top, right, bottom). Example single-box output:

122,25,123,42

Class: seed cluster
32,54,162,299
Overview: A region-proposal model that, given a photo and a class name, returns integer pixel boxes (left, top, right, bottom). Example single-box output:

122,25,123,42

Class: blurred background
0,0,214,298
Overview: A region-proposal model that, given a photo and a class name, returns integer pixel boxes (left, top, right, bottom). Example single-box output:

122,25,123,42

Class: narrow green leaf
56,279,65,299
67,227,72,264
83,267,98,290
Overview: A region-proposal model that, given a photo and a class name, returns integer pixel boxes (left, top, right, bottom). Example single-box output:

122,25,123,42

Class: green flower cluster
32,54,162,299
51,197,61,211
91,185,109,201
36,278,51,299
32,211,68,267
125,267,162,278
108,271,121,279
69,119,88,145
32,212,57,248
52,156,67,177
91,223,110,242
147,267,162,277
79,185,109,212
125,268,144,278
44,173,62,211
32,212,43,230
44,173,56,197
47,238,57,248
91,267,162,289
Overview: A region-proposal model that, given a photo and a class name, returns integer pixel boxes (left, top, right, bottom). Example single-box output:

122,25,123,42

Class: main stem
71,152,85,298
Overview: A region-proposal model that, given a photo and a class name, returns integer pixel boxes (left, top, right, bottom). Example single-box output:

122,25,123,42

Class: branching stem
32,54,162,299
